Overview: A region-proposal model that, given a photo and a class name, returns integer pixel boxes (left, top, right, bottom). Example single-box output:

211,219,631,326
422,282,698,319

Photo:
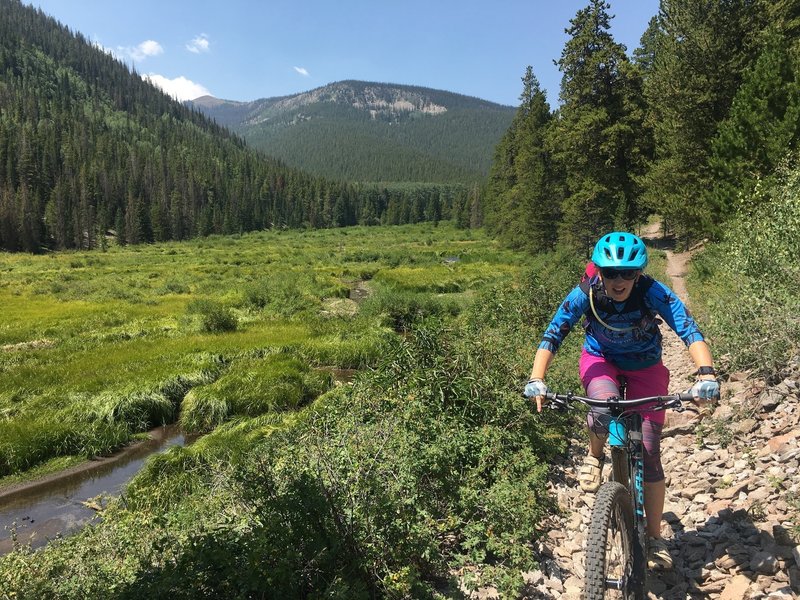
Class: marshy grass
0,223,522,479
180,353,332,432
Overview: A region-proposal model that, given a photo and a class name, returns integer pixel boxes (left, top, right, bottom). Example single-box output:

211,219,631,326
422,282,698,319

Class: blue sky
27,0,659,107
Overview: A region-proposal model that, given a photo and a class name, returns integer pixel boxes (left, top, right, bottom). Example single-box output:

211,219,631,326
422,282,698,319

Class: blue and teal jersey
538,277,705,370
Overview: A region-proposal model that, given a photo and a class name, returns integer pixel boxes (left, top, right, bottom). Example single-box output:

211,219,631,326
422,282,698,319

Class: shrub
359,283,462,332
689,159,800,377
179,353,332,433
243,272,318,316
180,387,230,433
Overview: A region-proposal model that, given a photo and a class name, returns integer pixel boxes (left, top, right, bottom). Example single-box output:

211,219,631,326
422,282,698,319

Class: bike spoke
603,504,630,596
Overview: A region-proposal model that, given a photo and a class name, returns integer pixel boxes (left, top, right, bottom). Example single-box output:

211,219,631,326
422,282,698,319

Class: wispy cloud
143,74,211,101
187,34,210,54
293,66,310,77
120,40,164,62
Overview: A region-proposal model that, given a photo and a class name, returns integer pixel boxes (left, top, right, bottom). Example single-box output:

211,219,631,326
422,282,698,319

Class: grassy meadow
0,223,525,482
0,223,590,599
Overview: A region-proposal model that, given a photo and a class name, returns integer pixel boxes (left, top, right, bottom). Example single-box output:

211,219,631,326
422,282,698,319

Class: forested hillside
484,0,800,250
189,82,516,184
0,0,478,252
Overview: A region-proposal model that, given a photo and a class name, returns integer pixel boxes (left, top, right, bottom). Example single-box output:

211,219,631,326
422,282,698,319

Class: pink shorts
578,350,670,425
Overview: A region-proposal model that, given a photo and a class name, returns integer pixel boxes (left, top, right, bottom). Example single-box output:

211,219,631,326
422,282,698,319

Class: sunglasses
600,268,639,281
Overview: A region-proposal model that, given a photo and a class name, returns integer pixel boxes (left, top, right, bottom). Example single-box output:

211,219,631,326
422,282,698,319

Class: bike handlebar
543,391,697,412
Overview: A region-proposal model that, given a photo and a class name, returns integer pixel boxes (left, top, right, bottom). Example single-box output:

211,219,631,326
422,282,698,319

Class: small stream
0,425,190,555
0,370,357,556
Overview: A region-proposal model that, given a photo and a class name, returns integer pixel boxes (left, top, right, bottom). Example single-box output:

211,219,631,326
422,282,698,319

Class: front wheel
584,482,642,600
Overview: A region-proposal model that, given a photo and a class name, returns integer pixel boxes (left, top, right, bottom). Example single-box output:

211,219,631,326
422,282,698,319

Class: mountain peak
191,95,245,108
190,80,515,183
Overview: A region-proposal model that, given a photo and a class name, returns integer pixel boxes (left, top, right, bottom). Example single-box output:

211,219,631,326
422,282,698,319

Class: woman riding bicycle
523,231,720,571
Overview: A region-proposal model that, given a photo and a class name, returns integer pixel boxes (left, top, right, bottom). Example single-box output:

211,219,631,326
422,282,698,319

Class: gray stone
751,551,780,575
761,390,784,412
766,588,795,599
737,418,759,434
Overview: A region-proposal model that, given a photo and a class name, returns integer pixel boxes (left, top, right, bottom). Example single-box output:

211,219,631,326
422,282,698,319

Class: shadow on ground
641,231,677,252
647,506,797,598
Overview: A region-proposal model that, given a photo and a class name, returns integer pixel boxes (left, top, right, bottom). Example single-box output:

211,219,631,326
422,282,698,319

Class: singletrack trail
509,225,800,600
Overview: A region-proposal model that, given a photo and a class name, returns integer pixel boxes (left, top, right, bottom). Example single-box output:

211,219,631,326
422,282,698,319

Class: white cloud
293,66,310,77
120,40,164,62
143,74,211,101
187,34,210,54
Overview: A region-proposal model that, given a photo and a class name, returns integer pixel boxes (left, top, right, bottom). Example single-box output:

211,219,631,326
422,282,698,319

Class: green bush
359,283,462,332
242,272,318,316
179,387,230,433
688,159,800,377
179,353,332,433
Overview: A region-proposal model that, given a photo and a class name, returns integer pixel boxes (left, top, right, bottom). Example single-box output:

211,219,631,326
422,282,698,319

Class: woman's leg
579,351,620,458
644,480,666,538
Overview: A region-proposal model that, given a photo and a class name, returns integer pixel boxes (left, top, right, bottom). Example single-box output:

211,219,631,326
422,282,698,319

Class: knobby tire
584,481,642,600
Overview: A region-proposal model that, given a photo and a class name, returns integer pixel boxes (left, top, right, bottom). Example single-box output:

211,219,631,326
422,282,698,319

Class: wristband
695,366,716,376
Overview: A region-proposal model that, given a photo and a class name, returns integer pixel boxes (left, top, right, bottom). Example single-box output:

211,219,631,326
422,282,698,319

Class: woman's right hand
524,379,548,412
691,378,720,401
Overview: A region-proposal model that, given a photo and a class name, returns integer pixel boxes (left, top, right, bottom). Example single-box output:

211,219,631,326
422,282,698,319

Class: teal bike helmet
591,232,648,269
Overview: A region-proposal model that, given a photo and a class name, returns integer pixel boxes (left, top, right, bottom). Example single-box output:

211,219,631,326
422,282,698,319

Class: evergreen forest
483,0,800,250
0,0,479,252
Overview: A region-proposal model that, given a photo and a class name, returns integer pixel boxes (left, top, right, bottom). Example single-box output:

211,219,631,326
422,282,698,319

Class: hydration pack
579,262,658,332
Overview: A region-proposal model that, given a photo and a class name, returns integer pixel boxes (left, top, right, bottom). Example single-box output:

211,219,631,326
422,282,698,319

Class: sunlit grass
0,223,523,478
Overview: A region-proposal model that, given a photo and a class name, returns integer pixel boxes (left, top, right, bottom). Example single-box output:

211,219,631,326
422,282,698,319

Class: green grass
644,248,669,286
0,223,522,480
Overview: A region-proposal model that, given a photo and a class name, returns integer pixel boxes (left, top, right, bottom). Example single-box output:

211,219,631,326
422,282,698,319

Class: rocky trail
520,230,800,599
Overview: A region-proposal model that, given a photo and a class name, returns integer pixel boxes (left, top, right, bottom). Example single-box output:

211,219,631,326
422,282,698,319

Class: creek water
0,370,357,556
0,424,190,555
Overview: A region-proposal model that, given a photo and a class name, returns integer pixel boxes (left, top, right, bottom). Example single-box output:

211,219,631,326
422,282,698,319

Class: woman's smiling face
600,269,641,302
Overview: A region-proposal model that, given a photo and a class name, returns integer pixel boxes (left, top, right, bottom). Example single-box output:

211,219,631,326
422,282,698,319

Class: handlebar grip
678,392,695,402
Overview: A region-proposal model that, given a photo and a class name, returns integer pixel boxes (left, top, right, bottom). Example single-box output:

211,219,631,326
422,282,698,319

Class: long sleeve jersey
538,277,705,370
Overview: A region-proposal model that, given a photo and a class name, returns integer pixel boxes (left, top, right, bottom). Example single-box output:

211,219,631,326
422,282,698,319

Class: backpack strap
583,275,656,332
589,286,637,332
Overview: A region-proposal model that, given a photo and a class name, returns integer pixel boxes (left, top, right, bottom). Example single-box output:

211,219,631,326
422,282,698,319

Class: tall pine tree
641,0,765,240
704,27,800,225
485,67,558,252
549,0,647,253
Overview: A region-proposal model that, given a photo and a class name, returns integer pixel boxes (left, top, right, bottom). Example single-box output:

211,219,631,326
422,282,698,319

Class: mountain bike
542,383,695,600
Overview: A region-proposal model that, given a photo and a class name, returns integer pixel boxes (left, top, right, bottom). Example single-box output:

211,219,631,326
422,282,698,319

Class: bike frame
606,408,647,592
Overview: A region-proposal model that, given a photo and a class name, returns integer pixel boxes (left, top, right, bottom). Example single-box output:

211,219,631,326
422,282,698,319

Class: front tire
584,482,641,600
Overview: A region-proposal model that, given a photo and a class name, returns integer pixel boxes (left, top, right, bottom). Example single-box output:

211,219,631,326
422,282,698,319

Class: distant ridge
191,95,246,109
188,81,516,183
